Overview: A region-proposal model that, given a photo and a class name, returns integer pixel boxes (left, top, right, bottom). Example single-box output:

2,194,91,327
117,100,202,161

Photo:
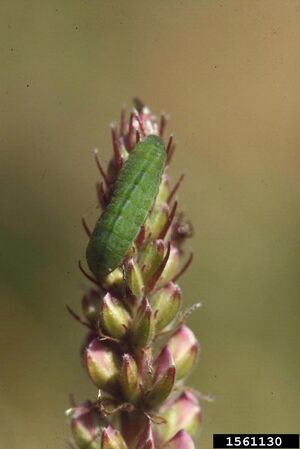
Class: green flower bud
126,258,144,299
102,267,124,293
131,298,155,349
145,203,169,240
100,293,131,339
152,282,181,332
101,425,128,449
154,173,170,206
120,354,141,404
166,325,199,380
139,239,165,284
155,246,180,289
85,338,120,394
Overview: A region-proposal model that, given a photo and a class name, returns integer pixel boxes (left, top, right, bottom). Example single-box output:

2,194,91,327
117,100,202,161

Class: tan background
1,1,299,448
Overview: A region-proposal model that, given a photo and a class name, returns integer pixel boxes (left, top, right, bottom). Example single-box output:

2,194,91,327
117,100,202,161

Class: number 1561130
226,436,282,447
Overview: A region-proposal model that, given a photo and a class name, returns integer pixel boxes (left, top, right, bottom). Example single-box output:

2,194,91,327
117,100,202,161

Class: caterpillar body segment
86,135,166,279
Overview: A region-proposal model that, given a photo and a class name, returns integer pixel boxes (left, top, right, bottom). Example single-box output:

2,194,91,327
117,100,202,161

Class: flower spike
66,102,204,449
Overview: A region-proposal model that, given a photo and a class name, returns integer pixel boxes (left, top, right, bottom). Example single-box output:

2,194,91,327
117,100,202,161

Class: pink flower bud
85,338,119,394
66,401,101,449
101,425,128,449
162,430,196,449
155,391,202,444
136,418,155,449
80,331,98,362
166,325,199,380
145,347,175,408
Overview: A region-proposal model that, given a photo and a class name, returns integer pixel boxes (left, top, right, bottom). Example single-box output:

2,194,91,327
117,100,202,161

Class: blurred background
1,1,299,448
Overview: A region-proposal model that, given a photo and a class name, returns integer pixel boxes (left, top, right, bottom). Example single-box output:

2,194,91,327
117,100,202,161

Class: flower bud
156,391,202,444
120,354,141,404
145,347,175,408
162,430,196,449
138,347,153,385
85,338,119,394
82,289,101,324
131,298,155,349
152,282,181,332
100,293,131,339
126,258,144,299
145,203,169,240
81,331,98,362
102,267,124,293
136,418,155,449
155,174,170,206
155,246,180,289
139,239,165,284
66,401,101,449
101,425,128,449
166,325,199,380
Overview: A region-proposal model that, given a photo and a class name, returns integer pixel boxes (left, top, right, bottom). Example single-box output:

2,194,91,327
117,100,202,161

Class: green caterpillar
86,135,166,279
